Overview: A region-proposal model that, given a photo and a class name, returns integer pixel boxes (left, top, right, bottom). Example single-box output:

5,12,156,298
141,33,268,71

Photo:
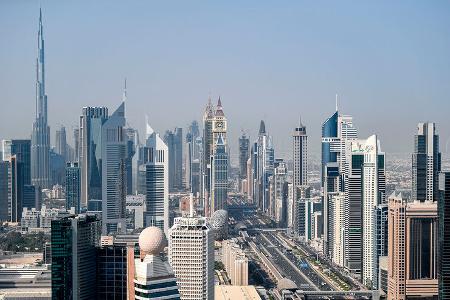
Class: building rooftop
214,285,261,300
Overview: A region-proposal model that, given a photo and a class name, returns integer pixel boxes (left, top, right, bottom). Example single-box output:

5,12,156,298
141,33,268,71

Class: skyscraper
55,126,67,161
169,214,214,300
202,98,215,211
211,134,228,213
439,172,450,299
388,193,438,299
3,140,31,186
256,120,274,214
321,104,357,257
293,120,308,187
238,133,250,181
0,162,9,221
144,125,169,235
412,122,441,202
164,128,183,191
51,214,100,300
31,8,51,190
344,135,385,289
186,120,200,192
101,102,127,234
79,106,109,209
66,162,80,214
73,127,80,162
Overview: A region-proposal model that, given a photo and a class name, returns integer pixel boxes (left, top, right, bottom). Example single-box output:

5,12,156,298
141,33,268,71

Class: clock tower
212,97,227,151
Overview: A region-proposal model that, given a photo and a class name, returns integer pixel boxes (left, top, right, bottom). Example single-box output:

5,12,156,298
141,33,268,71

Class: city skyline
1,2,450,161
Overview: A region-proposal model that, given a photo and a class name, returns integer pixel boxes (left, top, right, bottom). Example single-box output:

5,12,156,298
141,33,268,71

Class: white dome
138,226,167,255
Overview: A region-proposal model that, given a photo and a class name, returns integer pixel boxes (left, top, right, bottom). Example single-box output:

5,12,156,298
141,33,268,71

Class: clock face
216,121,223,129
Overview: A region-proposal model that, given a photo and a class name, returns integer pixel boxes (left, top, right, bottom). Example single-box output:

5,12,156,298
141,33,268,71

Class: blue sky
1,1,450,160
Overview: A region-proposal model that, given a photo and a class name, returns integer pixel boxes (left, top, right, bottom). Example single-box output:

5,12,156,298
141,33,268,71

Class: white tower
168,214,214,300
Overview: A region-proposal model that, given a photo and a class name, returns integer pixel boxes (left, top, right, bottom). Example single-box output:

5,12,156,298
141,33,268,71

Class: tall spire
36,6,46,122
122,78,127,102
31,7,51,189
335,94,338,112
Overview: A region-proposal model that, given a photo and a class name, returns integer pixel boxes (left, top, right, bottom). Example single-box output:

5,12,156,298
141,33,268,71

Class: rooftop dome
138,226,167,255
278,278,298,291
210,210,228,229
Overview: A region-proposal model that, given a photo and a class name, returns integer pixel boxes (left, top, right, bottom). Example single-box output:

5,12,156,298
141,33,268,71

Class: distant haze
1,1,450,163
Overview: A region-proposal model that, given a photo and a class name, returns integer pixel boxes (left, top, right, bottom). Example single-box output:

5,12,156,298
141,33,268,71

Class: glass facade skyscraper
31,9,51,190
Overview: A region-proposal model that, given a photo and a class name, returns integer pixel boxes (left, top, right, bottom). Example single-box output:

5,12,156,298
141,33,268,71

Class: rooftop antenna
122,78,127,102
335,94,338,111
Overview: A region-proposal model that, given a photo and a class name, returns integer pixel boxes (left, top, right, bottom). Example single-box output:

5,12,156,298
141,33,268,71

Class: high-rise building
169,214,214,300
269,159,288,226
222,239,249,286
412,122,441,202
0,162,9,221
331,192,345,267
186,120,200,192
3,140,31,185
210,134,228,213
79,106,109,209
96,243,128,300
238,133,250,181
164,128,183,192
255,120,274,213
387,193,438,299
343,135,385,289
144,126,169,235
293,185,311,236
321,105,357,257
439,172,450,299
66,162,80,214
31,9,51,190
51,214,100,300
101,102,127,234
129,227,180,300
202,98,215,209
293,120,308,187
55,126,67,161
73,127,80,162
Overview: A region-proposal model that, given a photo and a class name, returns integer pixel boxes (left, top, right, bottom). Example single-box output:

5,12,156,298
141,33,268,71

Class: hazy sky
1,1,450,162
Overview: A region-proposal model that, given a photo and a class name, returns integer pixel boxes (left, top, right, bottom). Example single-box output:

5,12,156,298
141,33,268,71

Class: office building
211,134,228,213
169,214,214,299
439,172,450,299
3,140,31,185
379,256,388,295
51,214,100,300
186,120,200,192
101,102,127,234
343,135,385,289
293,120,308,187
129,226,180,300
270,159,288,226
164,127,183,191
239,133,250,182
256,120,274,213
55,126,67,161
31,9,51,190
73,127,80,162
293,185,310,236
202,98,215,209
79,106,108,208
96,244,128,300
222,239,249,286
388,193,438,299
331,192,345,267
66,162,80,214
412,122,441,202
144,125,169,235
0,161,9,221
